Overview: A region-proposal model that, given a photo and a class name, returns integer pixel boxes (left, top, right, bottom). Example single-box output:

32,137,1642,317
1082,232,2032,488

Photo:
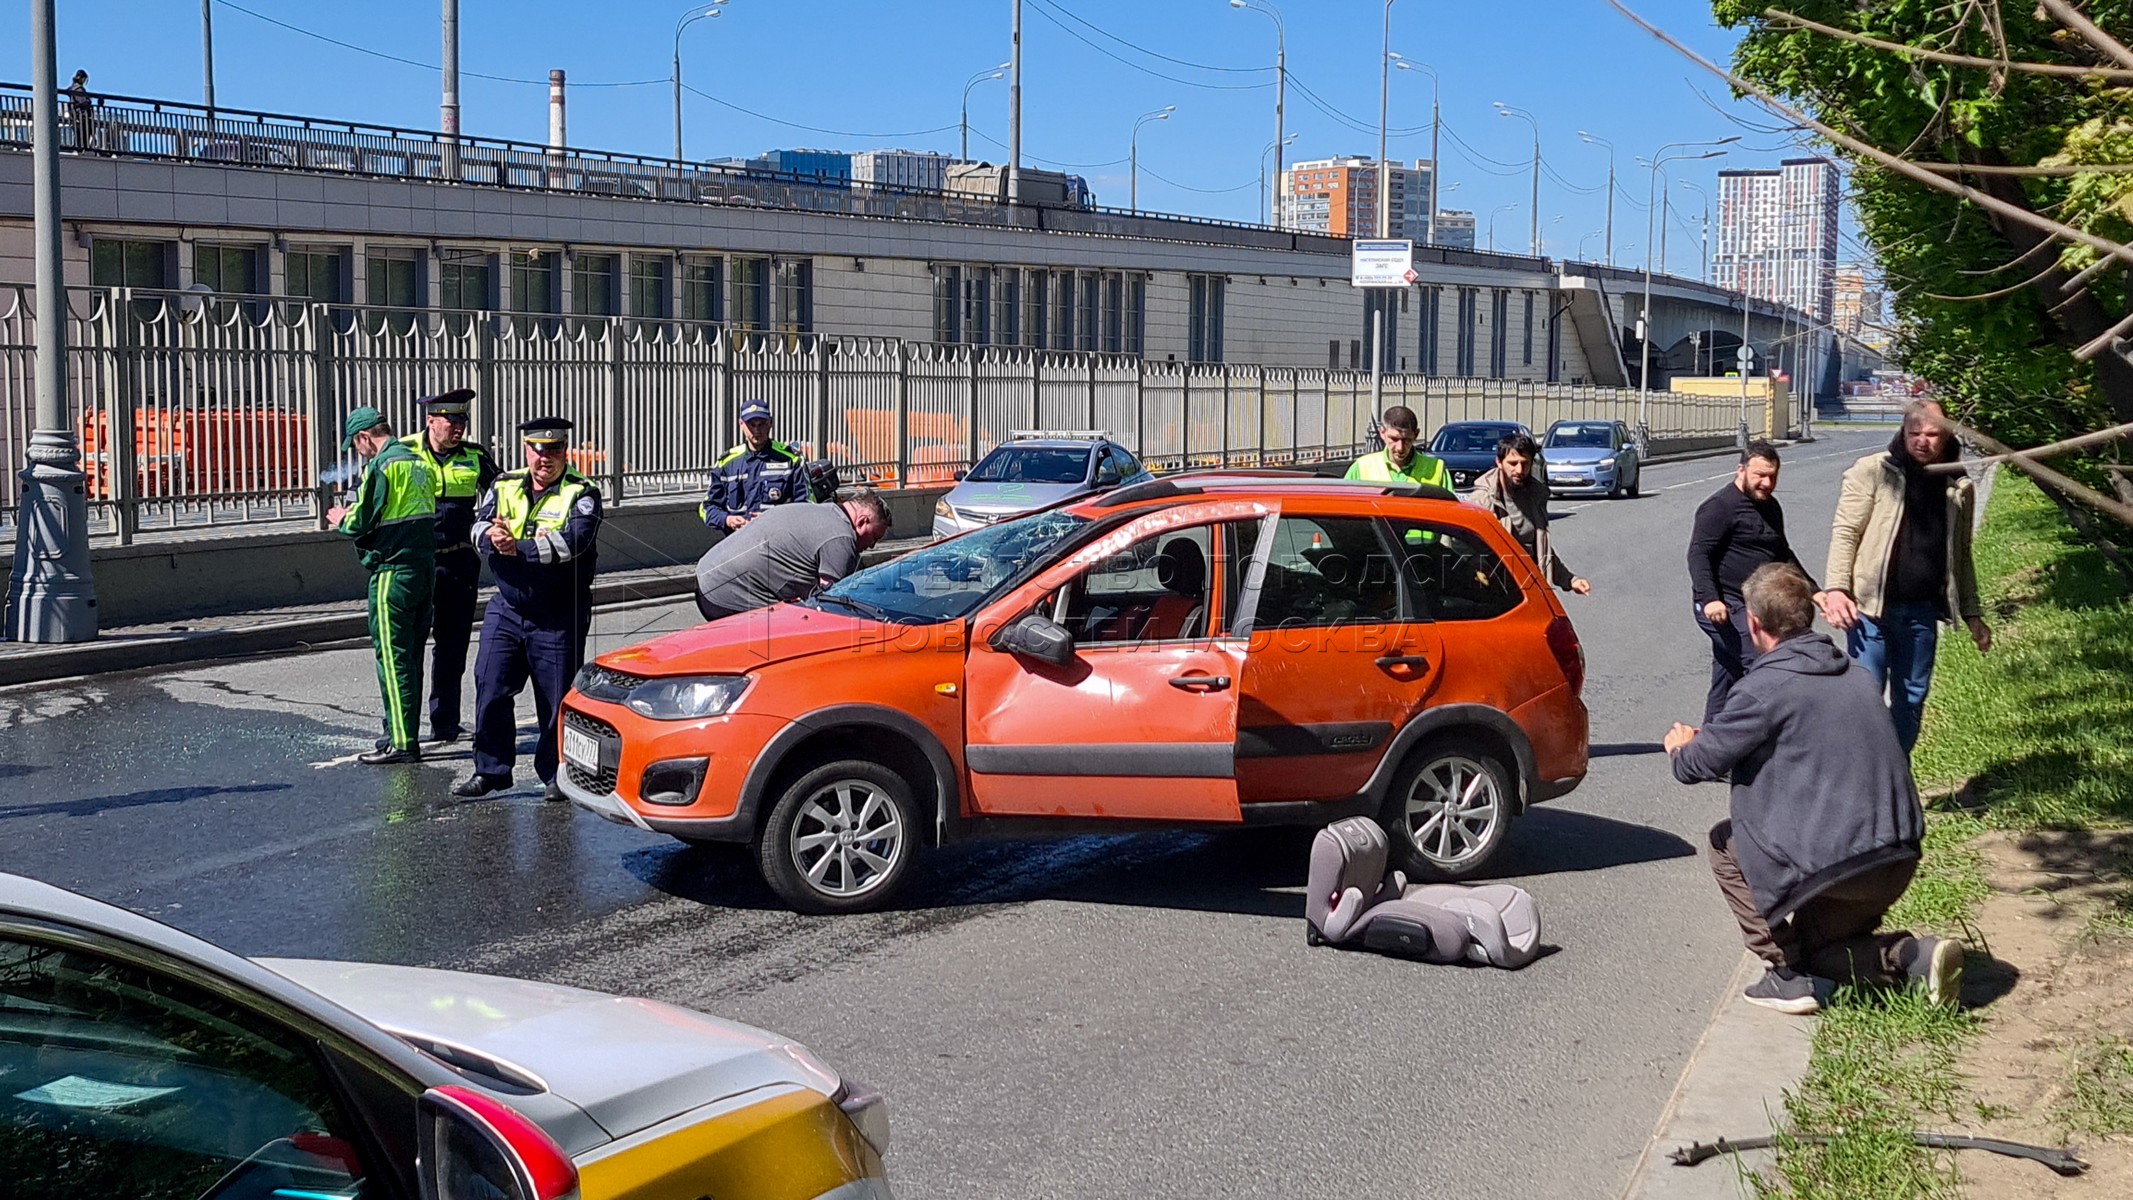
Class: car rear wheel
1382,741,1516,882
757,760,919,914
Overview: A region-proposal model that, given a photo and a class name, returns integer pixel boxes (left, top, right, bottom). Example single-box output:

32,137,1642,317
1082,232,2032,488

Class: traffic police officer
1345,405,1452,490
326,406,437,765
699,399,808,541
455,417,603,801
400,388,501,743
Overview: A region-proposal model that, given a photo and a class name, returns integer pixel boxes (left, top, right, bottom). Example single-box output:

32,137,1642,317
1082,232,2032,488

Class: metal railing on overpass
0,287,1776,545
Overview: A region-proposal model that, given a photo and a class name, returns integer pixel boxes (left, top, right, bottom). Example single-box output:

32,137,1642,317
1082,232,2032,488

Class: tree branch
1924,418,2133,471
1761,6,2133,80
2036,0,2133,72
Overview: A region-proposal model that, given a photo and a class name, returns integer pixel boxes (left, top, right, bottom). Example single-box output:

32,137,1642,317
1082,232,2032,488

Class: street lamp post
1377,0,1395,238
1231,0,1286,230
672,1,728,163
1679,178,1711,282
960,63,1009,162
1637,137,1737,438
201,0,216,114
8,0,98,642
1487,202,1517,253
1391,57,1440,245
1578,130,1615,266
1493,102,1540,256
1579,229,1603,261
1130,106,1174,213
1258,132,1298,226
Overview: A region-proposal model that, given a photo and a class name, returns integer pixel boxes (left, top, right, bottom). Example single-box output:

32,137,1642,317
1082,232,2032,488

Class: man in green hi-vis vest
328,406,437,765
1345,405,1452,491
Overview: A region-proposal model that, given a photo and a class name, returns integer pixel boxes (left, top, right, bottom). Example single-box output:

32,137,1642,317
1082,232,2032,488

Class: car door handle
1169,674,1232,692
1374,655,1431,670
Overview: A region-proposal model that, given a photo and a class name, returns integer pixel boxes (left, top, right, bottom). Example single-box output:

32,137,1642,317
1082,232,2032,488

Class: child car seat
1304,817,1541,969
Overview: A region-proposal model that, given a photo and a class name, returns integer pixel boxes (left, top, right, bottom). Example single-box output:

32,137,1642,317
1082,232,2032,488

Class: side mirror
417,1086,578,1200
952,468,968,481
992,612,1075,668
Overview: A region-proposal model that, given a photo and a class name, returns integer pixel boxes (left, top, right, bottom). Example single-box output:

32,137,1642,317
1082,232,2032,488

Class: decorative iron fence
0,287,1775,545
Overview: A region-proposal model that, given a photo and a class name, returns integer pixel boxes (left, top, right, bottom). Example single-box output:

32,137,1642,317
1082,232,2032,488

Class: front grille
573,664,645,704
563,708,621,794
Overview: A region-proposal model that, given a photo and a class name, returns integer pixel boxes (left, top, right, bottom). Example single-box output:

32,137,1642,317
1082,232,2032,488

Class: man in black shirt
1687,441,1819,721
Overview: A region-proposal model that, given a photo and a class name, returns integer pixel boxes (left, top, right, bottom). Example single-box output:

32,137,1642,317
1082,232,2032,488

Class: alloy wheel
789,779,906,899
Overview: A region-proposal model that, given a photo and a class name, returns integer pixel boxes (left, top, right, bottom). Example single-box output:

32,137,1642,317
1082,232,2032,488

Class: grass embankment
1760,471,2133,1199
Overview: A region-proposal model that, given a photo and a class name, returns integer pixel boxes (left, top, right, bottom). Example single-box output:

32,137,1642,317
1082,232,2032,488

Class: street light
1230,0,1286,230
1390,55,1440,245
1130,106,1174,213
1679,178,1711,282
960,63,1010,163
1578,228,1604,261
1258,132,1298,226
1637,136,1738,436
1376,0,1395,238
1492,102,1540,256
1577,130,1615,266
1487,202,1517,253
672,0,728,163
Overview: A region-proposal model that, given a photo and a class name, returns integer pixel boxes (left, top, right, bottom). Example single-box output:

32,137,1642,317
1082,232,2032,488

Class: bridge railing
0,286,1778,545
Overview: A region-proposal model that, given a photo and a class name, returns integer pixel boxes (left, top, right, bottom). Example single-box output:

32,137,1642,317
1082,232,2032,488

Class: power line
1023,1,1271,91
1141,165,1260,194
216,1,665,86
969,127,1128,169
1030,0,1273,74
683,83,958,140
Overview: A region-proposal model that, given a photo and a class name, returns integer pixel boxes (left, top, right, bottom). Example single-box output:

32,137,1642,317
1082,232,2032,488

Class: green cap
341,406,386,452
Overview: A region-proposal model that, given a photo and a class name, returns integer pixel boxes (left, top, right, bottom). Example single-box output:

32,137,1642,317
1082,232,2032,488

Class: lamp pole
1231,0,1286,229
1637,138,1736,437
1578,131,1614,266
1130,106,1173,213
1392,57,1439,245
8,0,98,642
672,1,727,163
1579,229,1602,260
1377,0,1395,237
201,0,216,114
960,64,1009,162
1493,102,1540,256
441,0,460,178
1009,0,1022,206
1679,178,1710,282
1487,202,1516,253
1259,133,1297,226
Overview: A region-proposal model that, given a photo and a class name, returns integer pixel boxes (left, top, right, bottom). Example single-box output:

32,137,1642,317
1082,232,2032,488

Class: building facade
748,148,853,181
1434,210,1476,251
1713,157,1841,321
1279,157,1432,240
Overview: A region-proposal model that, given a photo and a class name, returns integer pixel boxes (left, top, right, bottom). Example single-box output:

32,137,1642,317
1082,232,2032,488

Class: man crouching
1664,562,1962,1015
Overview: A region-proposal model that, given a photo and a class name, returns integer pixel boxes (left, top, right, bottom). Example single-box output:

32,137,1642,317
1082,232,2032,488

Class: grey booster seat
1304,816,1542,968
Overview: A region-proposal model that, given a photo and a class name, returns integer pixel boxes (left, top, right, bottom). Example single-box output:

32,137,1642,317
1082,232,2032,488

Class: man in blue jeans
1820,402,1991,751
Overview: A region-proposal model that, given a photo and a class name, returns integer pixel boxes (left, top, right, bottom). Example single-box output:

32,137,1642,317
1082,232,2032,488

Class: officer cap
420,387,476,419
519,416,574,448
738,399,772,423
341,406,386,451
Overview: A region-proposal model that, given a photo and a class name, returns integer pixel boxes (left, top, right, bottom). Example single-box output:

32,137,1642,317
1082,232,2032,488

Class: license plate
562,725,602,773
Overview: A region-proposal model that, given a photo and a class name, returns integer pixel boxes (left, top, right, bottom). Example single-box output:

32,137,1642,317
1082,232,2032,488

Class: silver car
1541,419,1643,498
931,432,1153,538
0,872,892,1200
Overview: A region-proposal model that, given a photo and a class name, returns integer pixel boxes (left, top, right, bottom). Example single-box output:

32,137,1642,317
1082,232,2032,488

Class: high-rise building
851,149,952,191
1433,210,1476,250
1830,263,1886,337
1279,157,1434,239
749,149,853,182
1713,157,1840,320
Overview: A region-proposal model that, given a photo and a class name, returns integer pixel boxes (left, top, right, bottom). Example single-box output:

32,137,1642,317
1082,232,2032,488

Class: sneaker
358,745,422,766
1742,967,1825,1015
1903,936,1965,1008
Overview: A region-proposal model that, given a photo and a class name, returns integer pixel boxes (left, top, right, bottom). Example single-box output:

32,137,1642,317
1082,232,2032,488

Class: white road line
1557,442,1870,511
309,752,364,769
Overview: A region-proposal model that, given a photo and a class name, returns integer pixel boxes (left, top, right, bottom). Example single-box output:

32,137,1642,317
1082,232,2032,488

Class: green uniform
338,440,438,750
1345,449,1454,491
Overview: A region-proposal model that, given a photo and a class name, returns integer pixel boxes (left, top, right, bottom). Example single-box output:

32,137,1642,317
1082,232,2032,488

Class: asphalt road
0,427,1889,1200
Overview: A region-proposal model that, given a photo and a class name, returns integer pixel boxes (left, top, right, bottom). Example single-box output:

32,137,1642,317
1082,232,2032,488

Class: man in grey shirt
694,491,891,621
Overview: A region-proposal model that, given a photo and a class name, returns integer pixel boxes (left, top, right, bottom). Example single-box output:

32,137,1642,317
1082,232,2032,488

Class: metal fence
0,287,1775,545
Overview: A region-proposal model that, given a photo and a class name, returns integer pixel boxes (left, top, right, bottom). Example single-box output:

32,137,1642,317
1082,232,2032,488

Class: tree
1713,0,2133,542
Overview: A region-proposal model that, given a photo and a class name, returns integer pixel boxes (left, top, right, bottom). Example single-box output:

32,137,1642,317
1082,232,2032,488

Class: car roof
1438,420,1525,429
990,436,1108,449
1082,470,1459,511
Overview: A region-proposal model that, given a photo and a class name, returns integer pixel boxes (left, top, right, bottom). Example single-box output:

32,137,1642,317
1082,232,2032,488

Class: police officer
326,407,436,765
1345,405,1452,490
699,399,808,541
401,388,501,744
454,417,603,801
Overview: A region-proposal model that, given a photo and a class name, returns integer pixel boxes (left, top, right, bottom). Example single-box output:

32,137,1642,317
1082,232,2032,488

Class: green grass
1760,470,2133,1198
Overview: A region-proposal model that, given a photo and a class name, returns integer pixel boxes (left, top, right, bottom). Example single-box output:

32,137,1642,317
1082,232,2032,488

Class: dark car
1429,421,1531,489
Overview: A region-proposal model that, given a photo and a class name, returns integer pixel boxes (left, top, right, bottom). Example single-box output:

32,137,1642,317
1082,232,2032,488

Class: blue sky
8,0,1857,269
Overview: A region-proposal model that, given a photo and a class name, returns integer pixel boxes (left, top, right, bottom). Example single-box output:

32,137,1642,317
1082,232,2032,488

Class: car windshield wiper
812,592,897,622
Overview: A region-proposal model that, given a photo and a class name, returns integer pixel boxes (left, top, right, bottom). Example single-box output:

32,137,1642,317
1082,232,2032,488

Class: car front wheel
1382,741,1516,882
1626,464,1641,497
757,760,920,914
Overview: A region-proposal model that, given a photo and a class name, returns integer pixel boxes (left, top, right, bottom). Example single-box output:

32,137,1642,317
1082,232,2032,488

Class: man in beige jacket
1819,401,1991,751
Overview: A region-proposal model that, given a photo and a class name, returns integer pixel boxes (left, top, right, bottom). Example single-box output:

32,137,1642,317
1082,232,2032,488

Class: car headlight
623,675,750,720
934,498,953,519
1597,457,1615,469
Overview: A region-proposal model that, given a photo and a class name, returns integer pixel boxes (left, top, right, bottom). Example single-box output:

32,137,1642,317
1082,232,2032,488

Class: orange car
558,474,1589,913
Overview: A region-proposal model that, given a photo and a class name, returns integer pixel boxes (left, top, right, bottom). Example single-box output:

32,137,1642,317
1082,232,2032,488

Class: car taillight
1545,615,1585,697
418,1085,578,1200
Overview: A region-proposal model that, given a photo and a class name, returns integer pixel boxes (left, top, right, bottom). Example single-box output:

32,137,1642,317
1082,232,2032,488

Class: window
365,250,419,308
933,265,962,342
1455,287,1478,376
681,256,723,322
999,268,1020,346
192,243,262,293
966,267,992,345
1055,522,1248,644
1419,287,1440,375
1125,276,1146,355
629,255,670,319
509,251,558,313
1025,270,1048,348
773,258,813,334
439,254,492,311
1388,520,1524,621
1053,272,1076,348
284,248,344,303
1102,273,1124,353
571,253,618,316
1328,340,1342,371
0,935,374,1200
1363,291,1399,373
1253,516,1400,629
1522,292,1535,367
730,256,770,330
90,239,172,289
1489,290,1509,378
1188,274,1225,364
1078,271,1099,352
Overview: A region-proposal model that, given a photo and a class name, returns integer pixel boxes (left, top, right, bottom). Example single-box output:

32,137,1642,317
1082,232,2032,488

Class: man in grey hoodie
1665,562,1963,1015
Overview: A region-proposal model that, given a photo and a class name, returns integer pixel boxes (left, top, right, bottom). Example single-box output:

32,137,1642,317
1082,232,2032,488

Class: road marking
309,751,365,769
1555,443,1870,512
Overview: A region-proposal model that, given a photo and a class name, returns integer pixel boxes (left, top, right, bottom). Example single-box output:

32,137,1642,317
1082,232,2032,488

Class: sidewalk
0,538,929,688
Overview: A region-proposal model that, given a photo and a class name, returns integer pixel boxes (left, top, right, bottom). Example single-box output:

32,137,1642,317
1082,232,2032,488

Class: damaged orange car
558,474,1589,913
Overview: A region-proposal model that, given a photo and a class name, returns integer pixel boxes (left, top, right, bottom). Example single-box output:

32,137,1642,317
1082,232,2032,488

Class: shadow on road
1590,741,1667,758
0,782,291,822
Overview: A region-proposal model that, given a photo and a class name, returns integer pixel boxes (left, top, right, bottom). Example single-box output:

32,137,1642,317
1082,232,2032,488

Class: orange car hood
597,602,928,675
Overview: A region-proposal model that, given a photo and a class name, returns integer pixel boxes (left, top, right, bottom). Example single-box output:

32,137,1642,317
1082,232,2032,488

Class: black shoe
423,727,464,746
1899,936,1965,1008
1742,967,1827,1015
358,745,423,766
373,736,391,752
452,773,512,798
542,780,566,803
